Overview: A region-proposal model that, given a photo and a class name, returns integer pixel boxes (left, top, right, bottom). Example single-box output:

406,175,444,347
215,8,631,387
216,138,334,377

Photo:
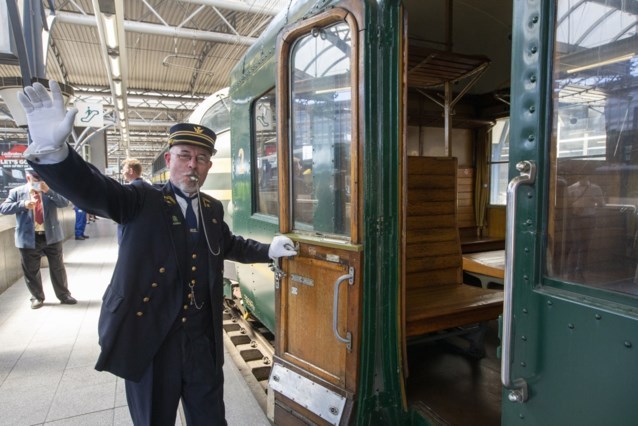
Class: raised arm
17,80,144,223
18,80,78,164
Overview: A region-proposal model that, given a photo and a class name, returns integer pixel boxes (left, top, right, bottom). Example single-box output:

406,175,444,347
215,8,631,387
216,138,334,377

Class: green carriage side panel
504,0,638,424
228,9,280,334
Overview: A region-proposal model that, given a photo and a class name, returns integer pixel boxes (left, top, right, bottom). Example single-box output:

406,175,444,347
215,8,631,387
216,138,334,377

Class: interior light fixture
566,53,635,74
114,80,122,96
109,55,121,78
116,98,124,110
102,14,119,49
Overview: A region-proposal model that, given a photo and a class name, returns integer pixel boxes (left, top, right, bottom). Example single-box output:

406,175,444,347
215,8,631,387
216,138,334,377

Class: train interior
401,1,512,424
402,0,638,424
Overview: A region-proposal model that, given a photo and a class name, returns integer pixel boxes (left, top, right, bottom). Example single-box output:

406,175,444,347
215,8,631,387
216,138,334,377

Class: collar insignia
164,195,176,205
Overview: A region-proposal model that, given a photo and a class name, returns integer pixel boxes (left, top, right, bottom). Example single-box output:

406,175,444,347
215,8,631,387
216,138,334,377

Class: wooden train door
502,1,638,424
268,8,363,425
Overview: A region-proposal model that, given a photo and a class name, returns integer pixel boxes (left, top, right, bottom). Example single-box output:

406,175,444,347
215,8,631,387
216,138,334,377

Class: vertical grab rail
333,266,354,351
502,160,536,403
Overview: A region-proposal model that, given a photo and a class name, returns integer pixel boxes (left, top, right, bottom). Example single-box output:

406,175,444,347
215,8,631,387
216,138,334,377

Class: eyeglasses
172,152,210,165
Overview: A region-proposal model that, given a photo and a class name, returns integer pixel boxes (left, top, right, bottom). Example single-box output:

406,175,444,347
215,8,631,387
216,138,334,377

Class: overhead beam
53,11,258,45
180,0,284,16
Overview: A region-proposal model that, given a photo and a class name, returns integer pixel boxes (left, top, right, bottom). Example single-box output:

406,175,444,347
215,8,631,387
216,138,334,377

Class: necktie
173,187,198,242
33,193,44,225
185,197,198,237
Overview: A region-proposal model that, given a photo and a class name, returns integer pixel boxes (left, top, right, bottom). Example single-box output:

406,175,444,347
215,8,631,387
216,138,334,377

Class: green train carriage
225,0,638,424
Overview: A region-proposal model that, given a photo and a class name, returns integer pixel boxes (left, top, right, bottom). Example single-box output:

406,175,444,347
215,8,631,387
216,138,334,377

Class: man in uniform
18,80,296,425
566,173,605,281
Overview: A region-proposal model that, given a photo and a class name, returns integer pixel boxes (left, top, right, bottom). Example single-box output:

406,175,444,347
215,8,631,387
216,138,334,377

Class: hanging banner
0,142,28,200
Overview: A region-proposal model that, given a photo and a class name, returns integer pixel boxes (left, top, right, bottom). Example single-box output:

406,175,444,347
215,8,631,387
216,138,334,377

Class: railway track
222,298,275,416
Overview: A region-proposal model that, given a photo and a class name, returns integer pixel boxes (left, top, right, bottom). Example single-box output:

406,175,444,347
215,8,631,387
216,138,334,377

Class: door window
489,117,510,205
289,22,352,238
546,0,638,297
253,89,278,216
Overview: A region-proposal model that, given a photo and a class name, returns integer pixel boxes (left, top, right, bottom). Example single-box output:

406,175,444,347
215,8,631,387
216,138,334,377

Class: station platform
0,218,270,426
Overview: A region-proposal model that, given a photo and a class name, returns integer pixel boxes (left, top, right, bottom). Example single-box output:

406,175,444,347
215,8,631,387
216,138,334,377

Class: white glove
17,80,78,162
268,236,297,260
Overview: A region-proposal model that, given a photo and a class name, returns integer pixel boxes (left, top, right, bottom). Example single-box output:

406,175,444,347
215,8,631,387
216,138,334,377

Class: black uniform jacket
30,147,270,381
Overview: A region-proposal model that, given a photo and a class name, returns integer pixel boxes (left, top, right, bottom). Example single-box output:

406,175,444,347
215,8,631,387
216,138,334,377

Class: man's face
121,165,134,182
26,173,44,191
165,145,212,194
26,173,40,184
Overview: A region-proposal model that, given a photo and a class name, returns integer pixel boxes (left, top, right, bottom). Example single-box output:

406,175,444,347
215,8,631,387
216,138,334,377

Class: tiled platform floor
0,218,269,425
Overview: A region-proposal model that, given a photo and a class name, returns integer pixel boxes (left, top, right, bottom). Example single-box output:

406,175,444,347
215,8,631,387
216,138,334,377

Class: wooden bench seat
404,156,503,343
405,284,503,337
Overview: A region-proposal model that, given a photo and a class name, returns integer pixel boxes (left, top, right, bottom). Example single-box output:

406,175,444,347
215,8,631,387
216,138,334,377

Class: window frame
276,8,361,243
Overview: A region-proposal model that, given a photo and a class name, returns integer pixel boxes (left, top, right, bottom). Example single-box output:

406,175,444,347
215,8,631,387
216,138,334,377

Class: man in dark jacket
0,168,76,308
18,80,296,425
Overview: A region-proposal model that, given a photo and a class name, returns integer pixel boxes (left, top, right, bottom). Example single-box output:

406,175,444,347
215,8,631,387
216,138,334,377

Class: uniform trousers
19,235,70,301
566,214,597,280
125,325,226,426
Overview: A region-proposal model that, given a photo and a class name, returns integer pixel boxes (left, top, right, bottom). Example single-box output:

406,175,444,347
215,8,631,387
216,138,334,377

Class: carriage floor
405,320,502,426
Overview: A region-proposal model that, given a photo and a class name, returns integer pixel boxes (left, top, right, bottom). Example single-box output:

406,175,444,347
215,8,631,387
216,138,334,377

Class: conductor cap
168,123,217,156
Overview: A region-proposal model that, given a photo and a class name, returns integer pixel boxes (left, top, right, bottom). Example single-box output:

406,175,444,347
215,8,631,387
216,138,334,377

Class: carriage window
546,0,638,297
289,22,352,237
253,89,278,216
489,117,510,205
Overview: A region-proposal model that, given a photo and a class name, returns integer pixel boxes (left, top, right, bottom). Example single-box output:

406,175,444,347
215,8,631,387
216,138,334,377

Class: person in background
118,157,147,243
121,157,145,183
18,80,297,425
566,173,606,281
0,168,77,309
73,204,89,240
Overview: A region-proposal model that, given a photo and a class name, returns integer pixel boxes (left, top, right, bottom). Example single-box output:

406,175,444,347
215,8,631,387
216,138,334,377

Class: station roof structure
0,0,287,173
